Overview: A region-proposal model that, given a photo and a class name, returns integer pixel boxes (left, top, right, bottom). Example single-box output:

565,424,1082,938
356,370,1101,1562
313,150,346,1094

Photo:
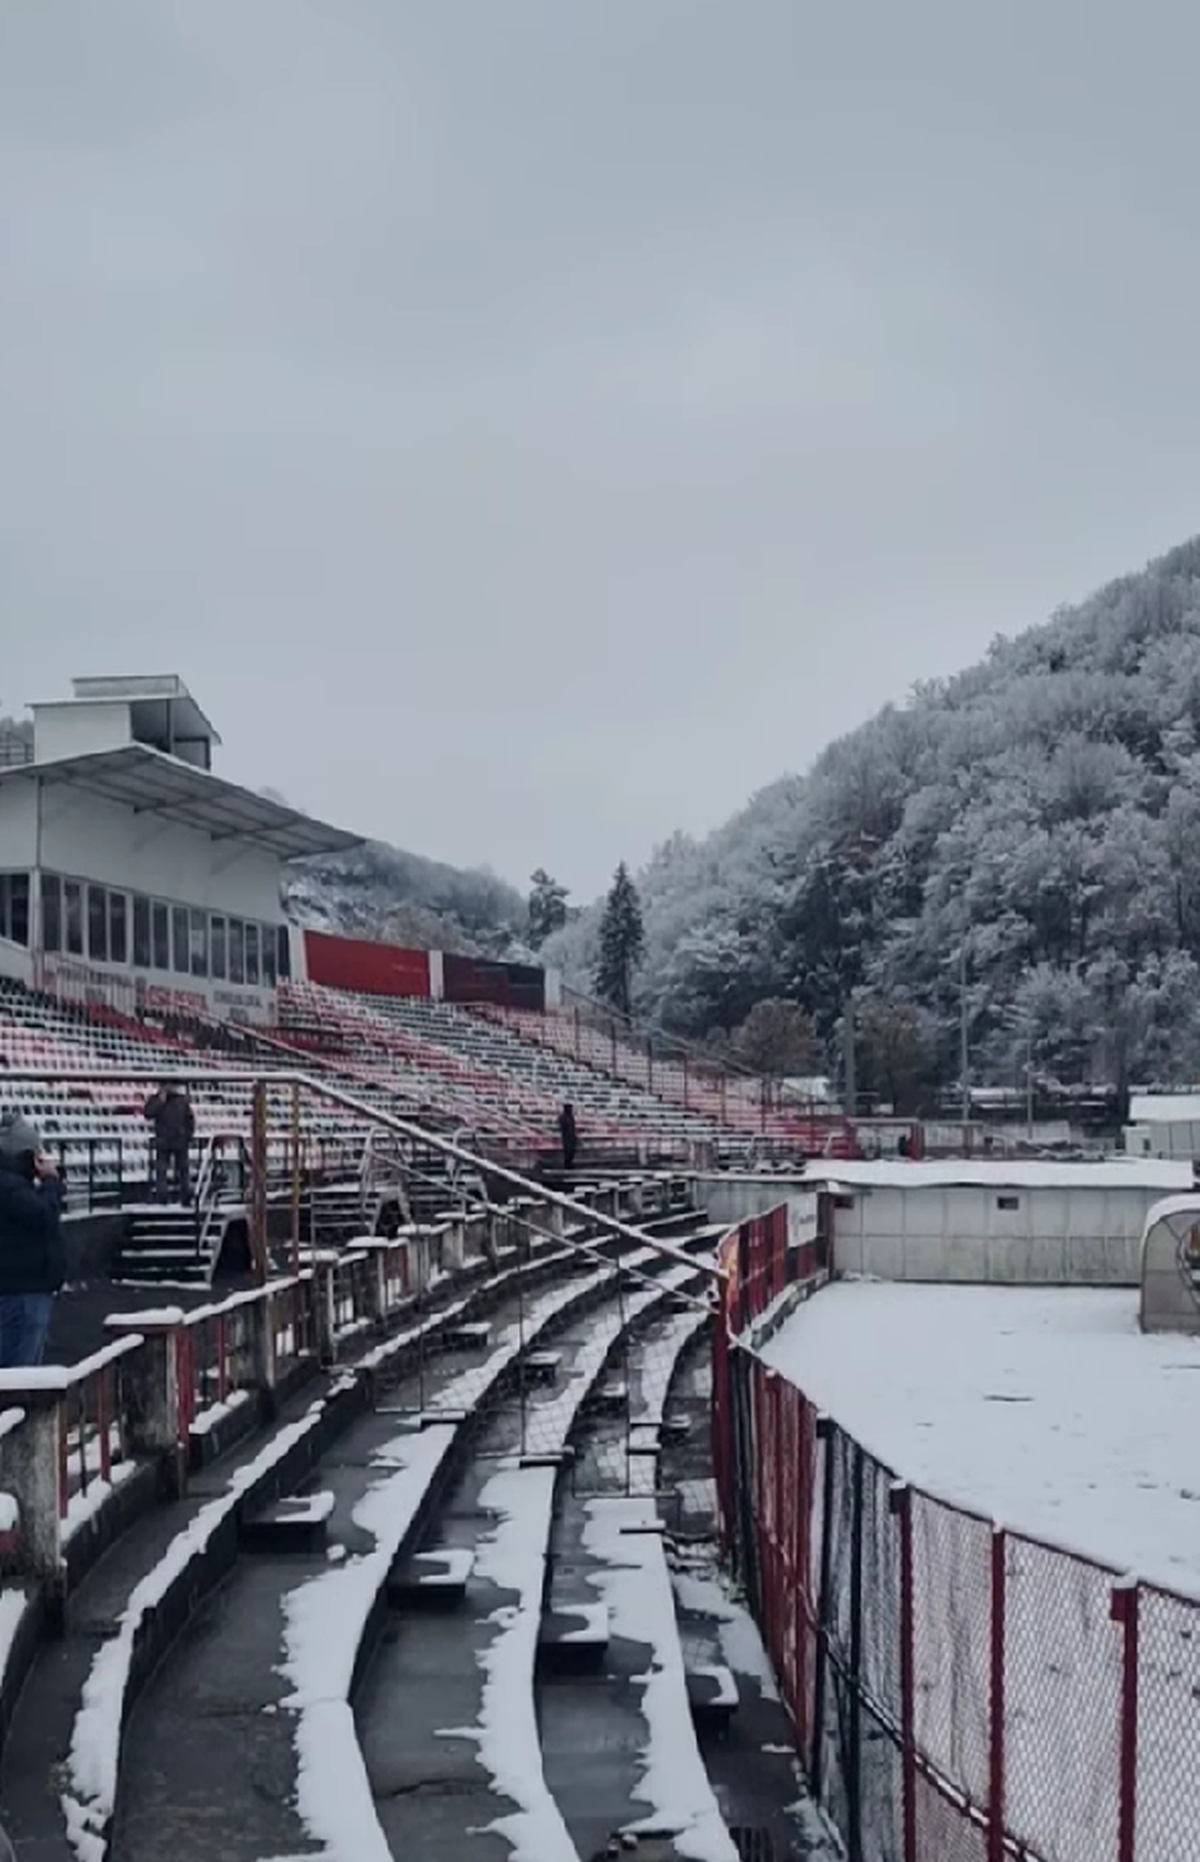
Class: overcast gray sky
3,3,1200,899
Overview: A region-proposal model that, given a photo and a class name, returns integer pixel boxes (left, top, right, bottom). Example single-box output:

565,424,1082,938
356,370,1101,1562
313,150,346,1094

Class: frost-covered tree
527,869,569,947
594,863,644,1017
548,533,1200,1094
733,999,820,1077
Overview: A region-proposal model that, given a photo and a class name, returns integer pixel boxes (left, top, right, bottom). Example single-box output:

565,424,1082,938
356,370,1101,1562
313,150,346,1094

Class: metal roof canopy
0,744,361,861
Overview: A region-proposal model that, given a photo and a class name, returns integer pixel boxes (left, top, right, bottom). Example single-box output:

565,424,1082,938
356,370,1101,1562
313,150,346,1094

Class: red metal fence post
1111,1579,1139,1862
890,1482,917,1862
988,1527,1007,1862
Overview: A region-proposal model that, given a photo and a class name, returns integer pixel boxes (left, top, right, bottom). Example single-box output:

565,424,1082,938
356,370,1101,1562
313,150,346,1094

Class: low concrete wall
689,1167,1187,1286
830,1182,1163,1285
688,1173,813,1229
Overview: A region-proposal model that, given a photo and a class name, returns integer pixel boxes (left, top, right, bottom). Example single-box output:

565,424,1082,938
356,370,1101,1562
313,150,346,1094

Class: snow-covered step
388,1545,474,1610
686,1662,739,1737
538,1600,610,1675
438,1320,491,1351
241,1489,335,1553
590,1378,629,1415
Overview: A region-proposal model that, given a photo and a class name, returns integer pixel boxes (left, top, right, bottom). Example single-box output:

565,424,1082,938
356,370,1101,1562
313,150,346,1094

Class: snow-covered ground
760,1281,1200,1595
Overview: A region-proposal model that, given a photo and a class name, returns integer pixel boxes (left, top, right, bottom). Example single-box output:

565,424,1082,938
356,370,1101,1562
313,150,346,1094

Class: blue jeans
0,1294,53,1368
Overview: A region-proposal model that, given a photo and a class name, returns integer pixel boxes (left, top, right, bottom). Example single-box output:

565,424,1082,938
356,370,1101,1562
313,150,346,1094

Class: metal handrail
0,1066,718,1279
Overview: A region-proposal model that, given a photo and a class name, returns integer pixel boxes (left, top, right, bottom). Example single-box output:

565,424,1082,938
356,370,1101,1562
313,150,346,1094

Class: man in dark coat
0,1112,64,1368
558,1101,578,1172
144,1081,195,1204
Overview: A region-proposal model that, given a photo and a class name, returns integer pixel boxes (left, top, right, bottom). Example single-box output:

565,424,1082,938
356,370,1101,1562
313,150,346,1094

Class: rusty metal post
290,1080,302,1281
250,1078,268,1285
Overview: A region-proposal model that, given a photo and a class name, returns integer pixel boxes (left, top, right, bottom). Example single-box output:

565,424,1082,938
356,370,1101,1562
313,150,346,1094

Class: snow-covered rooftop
1129,1093,1200,1124
760,1281,1200,1596
804,1157,1194,1192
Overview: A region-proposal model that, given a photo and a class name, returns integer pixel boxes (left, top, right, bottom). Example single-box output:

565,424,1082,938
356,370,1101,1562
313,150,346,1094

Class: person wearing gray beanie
0,1111,64,1367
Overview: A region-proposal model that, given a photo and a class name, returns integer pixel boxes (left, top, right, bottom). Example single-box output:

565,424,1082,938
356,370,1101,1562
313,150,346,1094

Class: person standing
0,1113,65,1368
558,1101,578,1172
144,1081,195,1204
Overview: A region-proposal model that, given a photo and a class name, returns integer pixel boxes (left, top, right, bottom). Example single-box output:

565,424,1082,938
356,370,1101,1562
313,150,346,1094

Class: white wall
33,701,131,765
1123,1119,1200,1160
38,783,281,919
688,1168,1181,1286
0,938,32,987
0,786,38,872
831,1182,1164,1286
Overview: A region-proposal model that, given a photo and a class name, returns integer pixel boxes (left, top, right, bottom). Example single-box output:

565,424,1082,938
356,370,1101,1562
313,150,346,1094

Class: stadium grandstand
0,675,846,1862
0,677,1190,1862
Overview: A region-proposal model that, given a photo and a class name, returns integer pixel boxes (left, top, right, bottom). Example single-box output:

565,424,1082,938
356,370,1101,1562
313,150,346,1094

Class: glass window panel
229,919,245,984
152,902,170,971
132,896,151,968
65,881,83,957
210,916,227,981
41,873,62,954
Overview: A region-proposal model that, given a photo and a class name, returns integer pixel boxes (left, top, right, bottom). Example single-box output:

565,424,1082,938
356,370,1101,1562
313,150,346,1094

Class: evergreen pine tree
594,862,645,1016
528,869,569,947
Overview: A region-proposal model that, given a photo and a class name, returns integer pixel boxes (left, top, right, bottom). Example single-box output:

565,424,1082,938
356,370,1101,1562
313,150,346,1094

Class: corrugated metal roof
0,744,360,861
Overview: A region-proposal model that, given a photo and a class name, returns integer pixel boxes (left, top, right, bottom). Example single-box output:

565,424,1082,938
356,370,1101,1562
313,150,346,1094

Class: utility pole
843,991,857,1119
1026,1034,1034,1139
959,944,970,1143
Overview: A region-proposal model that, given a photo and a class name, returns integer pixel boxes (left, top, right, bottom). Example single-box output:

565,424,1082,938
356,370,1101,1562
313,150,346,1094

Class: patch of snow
806,1157,1194,1192
0,1407,25,1442
0,1494,18,1534
106,1306,186,1329
584,1496,738,1862
0,1587,29,1681
760,1280,1200,1594
63,1459,139,1541
672,1567,779,1703
0,1332,144,1394
279,1424,455,1859
466,1464,579,1860
279,1490,336,1525
190,1389,253,1438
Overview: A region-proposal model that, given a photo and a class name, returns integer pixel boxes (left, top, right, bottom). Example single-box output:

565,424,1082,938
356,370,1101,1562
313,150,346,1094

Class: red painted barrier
302,930,431,998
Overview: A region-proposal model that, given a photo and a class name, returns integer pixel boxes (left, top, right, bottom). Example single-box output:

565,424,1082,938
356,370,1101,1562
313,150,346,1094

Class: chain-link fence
712,1200,1200,1862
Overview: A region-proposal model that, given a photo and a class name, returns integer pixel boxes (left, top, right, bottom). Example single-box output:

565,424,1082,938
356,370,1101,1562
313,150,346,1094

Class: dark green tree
528,869,569,947
594,862,645,1016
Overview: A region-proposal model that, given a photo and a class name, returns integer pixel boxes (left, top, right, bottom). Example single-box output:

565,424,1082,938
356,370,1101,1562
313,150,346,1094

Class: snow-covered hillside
284,841,532,961
546,533,1200,1107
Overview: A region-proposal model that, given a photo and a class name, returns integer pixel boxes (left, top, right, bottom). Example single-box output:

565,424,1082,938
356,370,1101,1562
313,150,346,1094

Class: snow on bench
584,1496,738,1861
276,1258,626,1862
460,1261,700,1856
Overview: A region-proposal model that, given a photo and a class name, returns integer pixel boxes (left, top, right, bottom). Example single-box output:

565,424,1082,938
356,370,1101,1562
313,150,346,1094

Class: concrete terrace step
73,1215,699,1861
388,1546,475,1609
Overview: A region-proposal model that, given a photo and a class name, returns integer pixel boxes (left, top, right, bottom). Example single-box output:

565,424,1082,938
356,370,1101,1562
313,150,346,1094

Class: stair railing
359,1126,413,1230
193,1131,249,1271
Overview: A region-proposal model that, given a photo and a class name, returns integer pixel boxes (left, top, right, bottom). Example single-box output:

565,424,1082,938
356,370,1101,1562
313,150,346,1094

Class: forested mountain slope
546,535,1200,1104
285,842,529,959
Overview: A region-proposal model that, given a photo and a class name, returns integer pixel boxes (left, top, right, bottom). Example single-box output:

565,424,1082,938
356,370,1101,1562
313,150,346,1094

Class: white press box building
0,675,360,1024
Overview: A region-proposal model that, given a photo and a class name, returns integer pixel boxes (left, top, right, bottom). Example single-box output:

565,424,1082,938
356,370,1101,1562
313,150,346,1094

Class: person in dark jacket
0,1112,64,1368
558,1101,578,1172
144,1082,195,1204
